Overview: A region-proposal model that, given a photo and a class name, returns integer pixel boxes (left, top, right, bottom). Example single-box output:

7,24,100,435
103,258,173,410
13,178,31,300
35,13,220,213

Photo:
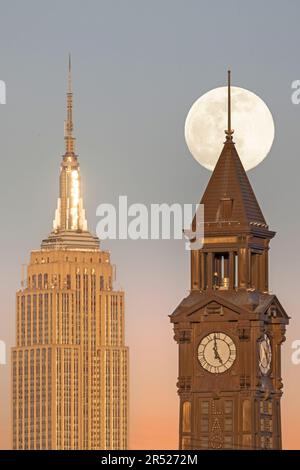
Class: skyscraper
12,57,129,450
171,72,289,450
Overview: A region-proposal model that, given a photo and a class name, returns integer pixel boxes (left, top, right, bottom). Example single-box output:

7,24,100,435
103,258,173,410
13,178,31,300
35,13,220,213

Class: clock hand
213,334,223,364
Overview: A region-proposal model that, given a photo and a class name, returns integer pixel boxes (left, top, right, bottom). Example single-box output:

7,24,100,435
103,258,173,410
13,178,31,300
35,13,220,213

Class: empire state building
12,58,129,450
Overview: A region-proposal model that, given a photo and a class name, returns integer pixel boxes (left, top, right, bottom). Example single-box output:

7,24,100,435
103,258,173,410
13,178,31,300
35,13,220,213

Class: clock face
197,332,236,374
259,334,272,375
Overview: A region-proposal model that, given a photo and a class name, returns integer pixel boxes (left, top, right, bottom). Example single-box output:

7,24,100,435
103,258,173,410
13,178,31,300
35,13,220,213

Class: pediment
170,292,246,321
188,296,245,319
170,290,290,325
257,295,290,322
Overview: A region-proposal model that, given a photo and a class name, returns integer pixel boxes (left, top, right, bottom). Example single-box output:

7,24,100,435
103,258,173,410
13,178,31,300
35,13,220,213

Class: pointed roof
201,139,268,230
198,71,272,237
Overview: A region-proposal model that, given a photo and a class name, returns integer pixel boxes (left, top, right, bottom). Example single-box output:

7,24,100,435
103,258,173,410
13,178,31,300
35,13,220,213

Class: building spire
49,56,89,237
225,69,234,142
68,53,72,93
65,53,75,154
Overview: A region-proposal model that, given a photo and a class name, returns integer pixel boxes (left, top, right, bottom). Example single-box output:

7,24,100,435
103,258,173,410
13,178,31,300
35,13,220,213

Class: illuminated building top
41,55,99,251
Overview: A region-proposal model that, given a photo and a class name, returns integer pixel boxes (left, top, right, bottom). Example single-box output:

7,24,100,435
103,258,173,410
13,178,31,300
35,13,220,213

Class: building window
224,416,233,432
201,401,209,414
218,197,233,221
213,253,229,289
234,253,238,288
224,400,233,414
250,252,261,289
223,399,234,448
182,401,191,433
200,401,209,435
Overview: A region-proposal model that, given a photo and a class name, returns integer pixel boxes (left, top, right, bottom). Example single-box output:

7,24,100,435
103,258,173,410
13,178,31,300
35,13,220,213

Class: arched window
182,401,191,433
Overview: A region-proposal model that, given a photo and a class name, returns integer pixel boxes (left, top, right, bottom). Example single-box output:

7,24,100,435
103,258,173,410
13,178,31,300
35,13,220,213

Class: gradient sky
0,0,300,450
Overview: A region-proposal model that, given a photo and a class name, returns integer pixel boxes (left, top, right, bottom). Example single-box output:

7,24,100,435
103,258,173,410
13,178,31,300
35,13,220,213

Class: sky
0,0,300,449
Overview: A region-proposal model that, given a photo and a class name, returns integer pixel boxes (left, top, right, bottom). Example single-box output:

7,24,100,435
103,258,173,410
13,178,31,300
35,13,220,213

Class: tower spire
225,69,234,141
65,53,75,154
41,58,100,248
68,53,72,93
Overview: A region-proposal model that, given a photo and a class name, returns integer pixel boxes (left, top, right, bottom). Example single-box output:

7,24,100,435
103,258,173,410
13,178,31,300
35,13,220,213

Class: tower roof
201,139,268,230
199,71,272,237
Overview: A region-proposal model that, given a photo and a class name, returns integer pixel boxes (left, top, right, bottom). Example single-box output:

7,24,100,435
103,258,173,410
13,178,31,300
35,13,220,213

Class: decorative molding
238,327,250,341
177,376,192,395
174,329,192,344
205,302,223,316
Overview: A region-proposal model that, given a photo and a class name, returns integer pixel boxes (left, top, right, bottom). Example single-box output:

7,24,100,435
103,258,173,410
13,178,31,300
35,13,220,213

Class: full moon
184,86,275,171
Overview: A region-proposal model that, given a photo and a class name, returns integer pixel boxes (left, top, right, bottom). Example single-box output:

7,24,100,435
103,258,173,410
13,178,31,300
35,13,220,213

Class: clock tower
170,72,289,450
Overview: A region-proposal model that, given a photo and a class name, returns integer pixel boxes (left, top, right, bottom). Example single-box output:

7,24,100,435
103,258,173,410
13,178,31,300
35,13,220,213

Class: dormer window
218,198,233,221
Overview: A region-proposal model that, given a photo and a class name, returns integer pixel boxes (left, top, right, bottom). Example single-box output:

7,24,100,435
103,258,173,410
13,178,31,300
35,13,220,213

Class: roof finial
65,53,75,154
68,52,72,93
225,69,234,141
